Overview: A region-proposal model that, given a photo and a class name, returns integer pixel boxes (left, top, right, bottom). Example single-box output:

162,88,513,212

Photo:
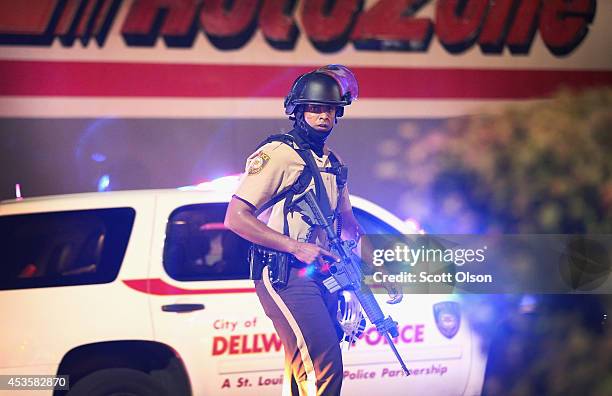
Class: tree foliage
398,88,612,233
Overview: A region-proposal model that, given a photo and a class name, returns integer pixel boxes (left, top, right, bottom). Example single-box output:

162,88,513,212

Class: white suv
0,179,486,395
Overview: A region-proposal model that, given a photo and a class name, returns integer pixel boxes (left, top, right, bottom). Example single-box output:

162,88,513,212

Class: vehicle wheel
150,357,190,395
67,368,168,396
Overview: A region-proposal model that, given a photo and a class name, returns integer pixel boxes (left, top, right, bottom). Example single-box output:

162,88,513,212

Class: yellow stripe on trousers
262,266,318,396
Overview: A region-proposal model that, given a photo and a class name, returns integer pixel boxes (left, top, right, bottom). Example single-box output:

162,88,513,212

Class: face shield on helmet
316,64,359,104
284,64,358,118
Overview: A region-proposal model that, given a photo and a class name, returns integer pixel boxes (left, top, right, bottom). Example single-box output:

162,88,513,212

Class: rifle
292,190,410,376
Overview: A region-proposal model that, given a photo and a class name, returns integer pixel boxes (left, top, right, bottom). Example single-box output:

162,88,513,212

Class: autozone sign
0,0,597,56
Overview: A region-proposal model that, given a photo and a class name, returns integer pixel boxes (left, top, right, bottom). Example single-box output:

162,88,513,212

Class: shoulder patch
247,151,271,175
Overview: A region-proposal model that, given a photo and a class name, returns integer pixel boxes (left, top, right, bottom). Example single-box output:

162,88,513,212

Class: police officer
225,65,401,396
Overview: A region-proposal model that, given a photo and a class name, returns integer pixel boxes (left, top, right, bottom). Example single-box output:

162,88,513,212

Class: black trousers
255,266,343,396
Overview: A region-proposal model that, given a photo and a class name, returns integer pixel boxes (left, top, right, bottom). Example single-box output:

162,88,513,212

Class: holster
248,244,291,291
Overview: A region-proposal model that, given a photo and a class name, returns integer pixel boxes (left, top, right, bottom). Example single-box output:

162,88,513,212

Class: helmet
284,64,359,118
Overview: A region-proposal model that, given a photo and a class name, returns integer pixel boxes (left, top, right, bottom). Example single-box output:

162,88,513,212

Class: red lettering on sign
364,327,381,344
56,0,121,47
0,0,599,56
121,0,199,47
540,0,595,56
414,324,425,342
259,0,299,50
359,324,426,346
251,333,263,353
242,335,252,353
212,336,228,356
261,332,283,353
211,333,283,356
90,0,122,45
0,0,63,45
401,325,414,342
73,0,98,43
351,0,433,51
478,0,516,53
229,335,240,354
301,0,362,52
199,0,259,50
55,0,81,39
436,0,489,53
506,0,541,54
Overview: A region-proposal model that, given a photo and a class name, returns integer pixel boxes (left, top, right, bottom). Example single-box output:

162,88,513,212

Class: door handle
161,303,205,313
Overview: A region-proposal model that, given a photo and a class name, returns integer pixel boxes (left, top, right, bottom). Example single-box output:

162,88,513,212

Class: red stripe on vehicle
123,278,255,295
1,60,611,99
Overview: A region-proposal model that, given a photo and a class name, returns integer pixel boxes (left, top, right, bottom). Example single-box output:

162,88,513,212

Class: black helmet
284,64,358,118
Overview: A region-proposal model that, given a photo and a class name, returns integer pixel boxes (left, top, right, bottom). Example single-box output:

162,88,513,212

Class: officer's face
303,104,337,132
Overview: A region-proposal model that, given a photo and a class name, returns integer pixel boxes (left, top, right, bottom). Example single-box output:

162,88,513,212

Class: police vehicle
0,176,486,395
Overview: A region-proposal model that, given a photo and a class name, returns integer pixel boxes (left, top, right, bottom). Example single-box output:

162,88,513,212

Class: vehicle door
149,197,284,396
340,208,481,396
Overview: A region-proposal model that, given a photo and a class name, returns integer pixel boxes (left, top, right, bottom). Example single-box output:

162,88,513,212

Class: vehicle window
0,208,134,290
163,203,251,281
353,208,415,273
162,205,399,282
353,207,401,235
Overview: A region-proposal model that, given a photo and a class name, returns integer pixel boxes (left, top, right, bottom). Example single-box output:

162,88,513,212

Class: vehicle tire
150,357,190,395
67,368,168,396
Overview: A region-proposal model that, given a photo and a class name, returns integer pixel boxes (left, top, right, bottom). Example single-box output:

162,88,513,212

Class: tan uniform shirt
235,140,347,247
